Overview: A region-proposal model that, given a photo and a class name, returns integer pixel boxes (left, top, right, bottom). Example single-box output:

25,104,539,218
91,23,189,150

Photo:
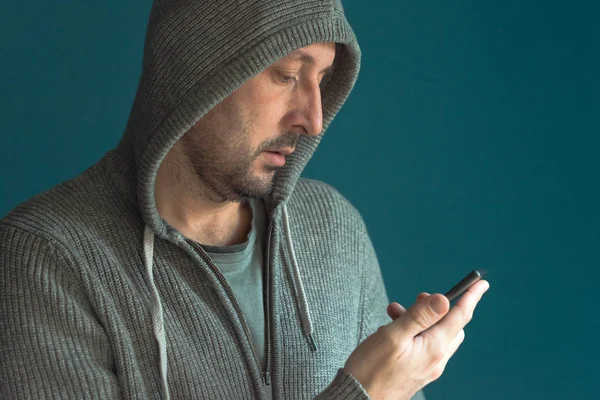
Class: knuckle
376,325,391,341
377,325,401,349
463,308,474,324
427,333,447,363
431,366,445,381
431,347,445,364
458,329,466,343
455,303,474,325
410,308,433,330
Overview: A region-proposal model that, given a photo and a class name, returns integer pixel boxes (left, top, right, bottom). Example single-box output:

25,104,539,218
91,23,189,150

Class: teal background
1,1,598,399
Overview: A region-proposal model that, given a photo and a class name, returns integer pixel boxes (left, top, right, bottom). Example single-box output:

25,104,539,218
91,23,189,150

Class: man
0,1,489,399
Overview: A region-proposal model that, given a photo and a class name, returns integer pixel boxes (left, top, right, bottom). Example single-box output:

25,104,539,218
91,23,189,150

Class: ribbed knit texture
1,1,427,399
125,0,361,236
0,171,398,399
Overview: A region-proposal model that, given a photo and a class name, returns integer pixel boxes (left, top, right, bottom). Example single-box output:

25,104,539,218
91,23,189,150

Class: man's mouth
262,151,287,166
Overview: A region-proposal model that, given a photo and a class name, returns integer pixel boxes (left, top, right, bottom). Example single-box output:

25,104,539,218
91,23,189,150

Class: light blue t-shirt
200,198,272,398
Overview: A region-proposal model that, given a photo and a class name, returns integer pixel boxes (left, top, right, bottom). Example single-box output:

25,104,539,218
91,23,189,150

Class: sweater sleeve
313,219,427,400
0,225,121,399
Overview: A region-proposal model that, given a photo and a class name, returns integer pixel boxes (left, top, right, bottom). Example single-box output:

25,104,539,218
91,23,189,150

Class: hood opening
117,2,362,398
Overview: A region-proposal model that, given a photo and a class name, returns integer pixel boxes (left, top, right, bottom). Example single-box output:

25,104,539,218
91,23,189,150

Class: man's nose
298,81,323,137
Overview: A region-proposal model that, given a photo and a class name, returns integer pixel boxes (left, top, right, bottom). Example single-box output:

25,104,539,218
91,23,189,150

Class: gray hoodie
0,0,426,399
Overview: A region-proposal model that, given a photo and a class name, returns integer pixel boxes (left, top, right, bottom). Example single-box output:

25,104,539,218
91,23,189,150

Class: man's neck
188,201,253,247
154,157,254,247
157,190,253,247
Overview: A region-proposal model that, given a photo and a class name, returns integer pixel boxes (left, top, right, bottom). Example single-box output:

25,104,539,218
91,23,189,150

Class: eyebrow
284,50,334,75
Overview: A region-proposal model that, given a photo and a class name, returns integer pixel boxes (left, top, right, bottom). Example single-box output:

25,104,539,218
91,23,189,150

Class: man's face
176,42,336,203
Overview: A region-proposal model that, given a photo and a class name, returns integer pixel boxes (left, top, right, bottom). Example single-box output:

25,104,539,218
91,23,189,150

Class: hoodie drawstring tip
308,333,318,352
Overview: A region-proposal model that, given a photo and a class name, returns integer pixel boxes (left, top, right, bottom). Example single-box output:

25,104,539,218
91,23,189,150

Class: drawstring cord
141,203,317,400
143,225,170,400
282,204,318,351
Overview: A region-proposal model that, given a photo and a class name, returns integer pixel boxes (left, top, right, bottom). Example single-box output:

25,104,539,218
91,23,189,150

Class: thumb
393,294,450,337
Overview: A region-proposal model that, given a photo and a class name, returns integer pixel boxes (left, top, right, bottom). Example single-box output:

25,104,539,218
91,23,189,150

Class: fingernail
482,281,490,291
430,296,445,314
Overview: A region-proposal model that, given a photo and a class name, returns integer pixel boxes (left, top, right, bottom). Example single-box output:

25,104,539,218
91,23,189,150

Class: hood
113,0,361,240
110,2,361,398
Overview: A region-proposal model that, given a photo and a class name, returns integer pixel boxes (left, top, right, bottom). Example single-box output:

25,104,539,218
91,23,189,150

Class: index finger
421,280,489,342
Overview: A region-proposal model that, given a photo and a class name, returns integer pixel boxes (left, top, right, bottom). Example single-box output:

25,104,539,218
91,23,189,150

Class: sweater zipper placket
263,220,274,389
188,221,274,396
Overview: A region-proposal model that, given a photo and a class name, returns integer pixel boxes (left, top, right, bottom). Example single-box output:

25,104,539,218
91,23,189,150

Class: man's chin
233,175,275,200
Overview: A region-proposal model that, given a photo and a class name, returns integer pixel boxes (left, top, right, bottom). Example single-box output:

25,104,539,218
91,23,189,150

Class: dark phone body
444,269,488,303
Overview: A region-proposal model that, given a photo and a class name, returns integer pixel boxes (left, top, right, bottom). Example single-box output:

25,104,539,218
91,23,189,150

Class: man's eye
278,72,297,84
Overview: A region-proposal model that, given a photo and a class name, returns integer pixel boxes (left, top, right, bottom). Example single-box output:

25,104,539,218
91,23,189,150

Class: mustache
257,133,299,154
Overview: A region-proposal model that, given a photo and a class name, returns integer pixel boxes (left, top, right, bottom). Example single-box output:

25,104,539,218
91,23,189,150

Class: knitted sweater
0,1,426,399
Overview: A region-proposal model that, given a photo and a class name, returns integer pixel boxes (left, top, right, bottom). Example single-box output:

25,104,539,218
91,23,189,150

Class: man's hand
344,280,489,400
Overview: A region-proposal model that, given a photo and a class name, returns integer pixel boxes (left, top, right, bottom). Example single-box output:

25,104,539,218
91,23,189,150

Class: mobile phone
444,269,488,303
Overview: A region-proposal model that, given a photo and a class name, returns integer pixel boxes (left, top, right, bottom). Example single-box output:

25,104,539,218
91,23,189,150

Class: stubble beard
177,108,278,204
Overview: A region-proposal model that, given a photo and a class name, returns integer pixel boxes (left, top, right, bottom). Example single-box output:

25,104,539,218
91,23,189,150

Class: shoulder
287,177,367,234
1,161,141,260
